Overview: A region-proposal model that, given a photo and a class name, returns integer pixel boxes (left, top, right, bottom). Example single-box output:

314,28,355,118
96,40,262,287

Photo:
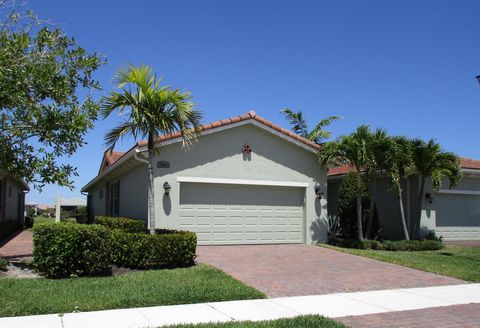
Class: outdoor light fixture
476,75,480,86
425,193,434,204
314,186,323,199
163,182,171,195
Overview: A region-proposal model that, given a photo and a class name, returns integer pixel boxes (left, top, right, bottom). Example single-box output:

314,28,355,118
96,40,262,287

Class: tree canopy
0,2,105,189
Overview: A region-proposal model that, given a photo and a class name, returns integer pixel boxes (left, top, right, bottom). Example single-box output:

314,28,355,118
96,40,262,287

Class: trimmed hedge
111,229,197,269
95,216,145,233
33,223,113,278
330,239,443,251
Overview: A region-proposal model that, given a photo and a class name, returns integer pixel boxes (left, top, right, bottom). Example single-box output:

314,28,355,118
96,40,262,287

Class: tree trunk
398,183,410,240
412,176,426,239
147,133,156,235
365,178,376,239
356,172,364,241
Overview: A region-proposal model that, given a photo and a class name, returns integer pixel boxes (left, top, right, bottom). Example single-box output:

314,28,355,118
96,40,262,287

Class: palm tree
385,136,414,240
411,139,462,238
101,65,203,234
364,129,389,239
319,125,372,240
281,108,341,143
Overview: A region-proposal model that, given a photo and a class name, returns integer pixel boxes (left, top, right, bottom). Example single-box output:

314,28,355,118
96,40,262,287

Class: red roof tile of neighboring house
460,157,480,170
105,151,125,165
328,157,480,177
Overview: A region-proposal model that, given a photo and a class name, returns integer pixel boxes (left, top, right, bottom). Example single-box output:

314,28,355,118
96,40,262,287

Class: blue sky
27,0,480,204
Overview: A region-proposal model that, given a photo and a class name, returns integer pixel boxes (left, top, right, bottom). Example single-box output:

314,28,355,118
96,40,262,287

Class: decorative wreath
242,144,252,154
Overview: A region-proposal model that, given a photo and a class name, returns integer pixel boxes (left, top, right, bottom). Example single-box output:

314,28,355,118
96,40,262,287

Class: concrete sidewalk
1,284,479,328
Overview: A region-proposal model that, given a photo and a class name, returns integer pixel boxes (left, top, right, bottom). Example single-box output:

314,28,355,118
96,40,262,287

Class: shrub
33,223,113,278
24,216,34,229
95,216,145,233
0,257,8,271
0,220,21,242
329,238,443,251
111,229,197,269
337,172,381,239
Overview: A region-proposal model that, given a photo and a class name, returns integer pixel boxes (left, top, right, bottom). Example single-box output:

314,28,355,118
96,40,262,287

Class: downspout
133,148,150,229
134,148,149,164
81,191,91,224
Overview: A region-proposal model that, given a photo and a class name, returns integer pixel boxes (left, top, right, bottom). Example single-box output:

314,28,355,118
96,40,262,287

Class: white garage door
179,183,305,245
435,194,480,240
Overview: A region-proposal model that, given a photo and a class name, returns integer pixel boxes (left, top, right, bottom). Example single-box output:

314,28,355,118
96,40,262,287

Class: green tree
280,108,341,143
319,125,372,240
385,136,414,240
364,129,390,239
411,139,462,237
0,2,105,189
101,65,203,233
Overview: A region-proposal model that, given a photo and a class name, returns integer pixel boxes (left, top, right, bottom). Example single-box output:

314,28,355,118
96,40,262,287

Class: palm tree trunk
413,176,426,239
147,133,156,235
365,178,376,239
398,184,410,240
356,172,364,241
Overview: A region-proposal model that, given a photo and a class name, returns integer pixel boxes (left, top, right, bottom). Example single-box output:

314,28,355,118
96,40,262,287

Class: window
99,189,103,199
107,181,120,216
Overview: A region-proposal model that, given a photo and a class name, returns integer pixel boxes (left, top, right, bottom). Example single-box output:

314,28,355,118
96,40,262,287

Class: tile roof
328,157,480,177
98,111,320,175
136,111,320,150
460,157,480,170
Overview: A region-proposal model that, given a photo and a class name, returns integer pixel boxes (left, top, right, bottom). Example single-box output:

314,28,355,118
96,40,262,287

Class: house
0,173,29,235
327,158,480,241
82,111,327,245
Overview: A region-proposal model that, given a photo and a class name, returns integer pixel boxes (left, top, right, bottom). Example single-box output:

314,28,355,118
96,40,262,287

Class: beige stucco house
82,111,328,245
328,158,480,241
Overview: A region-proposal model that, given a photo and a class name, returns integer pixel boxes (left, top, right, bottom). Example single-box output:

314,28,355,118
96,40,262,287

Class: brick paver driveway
337,303,480,328
0,230,33,261
197,244,465,297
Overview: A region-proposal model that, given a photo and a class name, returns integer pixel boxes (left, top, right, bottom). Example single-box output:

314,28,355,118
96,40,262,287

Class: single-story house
0,173,29,232
82,111,328,245
327,158,480,241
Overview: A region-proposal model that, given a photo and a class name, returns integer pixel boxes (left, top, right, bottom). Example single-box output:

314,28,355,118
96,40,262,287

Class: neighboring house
328,158,480,241
82,111,327,245
57,197,87,211
0,173,29,230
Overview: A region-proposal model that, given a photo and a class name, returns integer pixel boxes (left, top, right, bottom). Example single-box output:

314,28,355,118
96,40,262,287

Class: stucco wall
4,178,21,222
89,164,148,221
152,123,327,244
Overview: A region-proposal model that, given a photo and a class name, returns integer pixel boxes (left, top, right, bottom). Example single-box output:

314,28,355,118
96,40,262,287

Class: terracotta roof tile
328,157,480,177
135,111,320,150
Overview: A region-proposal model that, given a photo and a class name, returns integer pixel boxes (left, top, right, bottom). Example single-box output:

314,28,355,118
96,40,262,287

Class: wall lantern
163,182,171,195
476,75,480,86
425,193,434,204
314,186,323,199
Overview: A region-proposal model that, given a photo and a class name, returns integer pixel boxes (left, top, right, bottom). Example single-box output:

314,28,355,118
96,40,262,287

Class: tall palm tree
411,139,462,238
101,65,203,234
319,125,372,240
281,108,341,143
385,136,414,240
364,128,389,239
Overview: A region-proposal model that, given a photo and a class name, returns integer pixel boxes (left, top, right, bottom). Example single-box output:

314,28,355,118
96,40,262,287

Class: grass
33,216,54,226
320,243,480,282
168,315,346,328
0,264,265,317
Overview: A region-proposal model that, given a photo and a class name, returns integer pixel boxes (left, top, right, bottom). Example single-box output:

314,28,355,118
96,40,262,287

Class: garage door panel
180,183,304,245
435,194,480,240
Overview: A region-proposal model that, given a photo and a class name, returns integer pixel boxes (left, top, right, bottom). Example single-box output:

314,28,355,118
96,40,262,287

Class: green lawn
0,264,265,317
33,216,54,226
320,244,480,282
169,315,345,328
